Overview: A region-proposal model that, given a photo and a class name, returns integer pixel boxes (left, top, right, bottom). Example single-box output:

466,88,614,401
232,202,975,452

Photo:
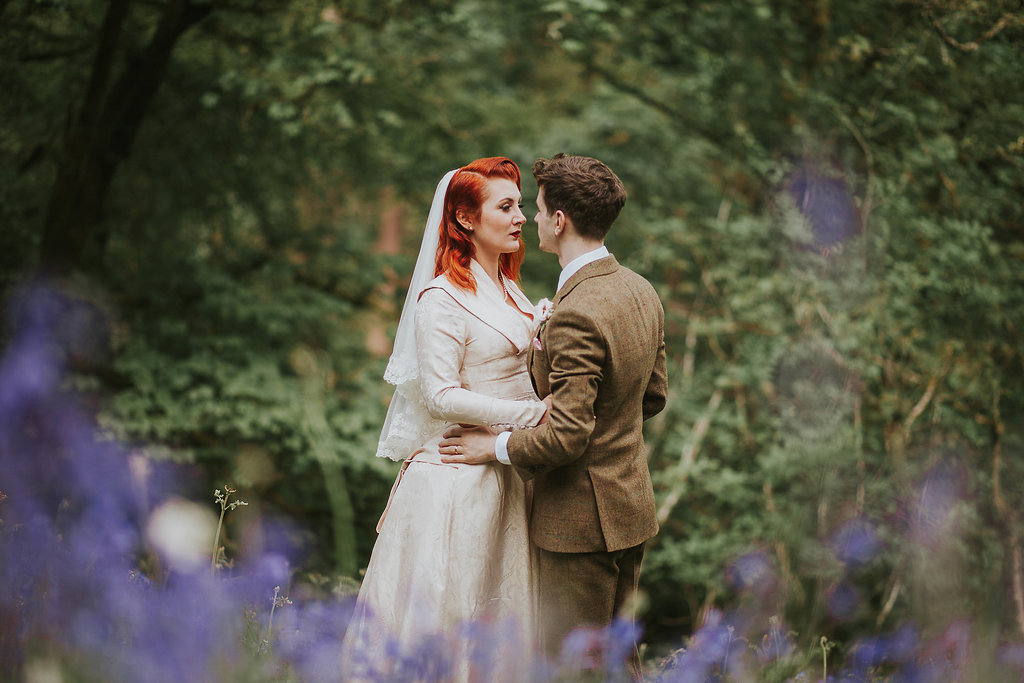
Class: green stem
211,505,226,575
262,587,280,655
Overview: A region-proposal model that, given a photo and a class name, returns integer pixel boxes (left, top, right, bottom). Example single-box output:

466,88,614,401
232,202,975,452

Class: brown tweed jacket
507,255,667,553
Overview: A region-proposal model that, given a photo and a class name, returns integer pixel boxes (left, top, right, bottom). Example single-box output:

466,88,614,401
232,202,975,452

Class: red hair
435,157,525,293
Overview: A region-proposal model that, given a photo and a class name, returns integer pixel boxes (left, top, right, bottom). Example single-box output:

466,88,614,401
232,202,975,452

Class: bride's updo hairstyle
435,156,525,293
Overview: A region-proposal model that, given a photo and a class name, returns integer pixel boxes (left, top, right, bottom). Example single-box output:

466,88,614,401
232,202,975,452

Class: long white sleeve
415,288,547,429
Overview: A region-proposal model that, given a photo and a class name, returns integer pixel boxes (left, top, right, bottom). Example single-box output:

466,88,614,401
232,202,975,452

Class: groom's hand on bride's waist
439,425,497,465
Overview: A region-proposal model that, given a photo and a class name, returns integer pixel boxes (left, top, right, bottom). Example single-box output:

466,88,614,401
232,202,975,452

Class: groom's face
535,187,558,254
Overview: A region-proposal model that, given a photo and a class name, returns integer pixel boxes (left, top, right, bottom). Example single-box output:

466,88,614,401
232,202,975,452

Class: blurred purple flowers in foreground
0,284,644,682
0,285,281,680
4,283,1024,682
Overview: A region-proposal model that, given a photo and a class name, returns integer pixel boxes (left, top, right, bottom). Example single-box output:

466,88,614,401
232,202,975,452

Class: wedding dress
342,258,546,680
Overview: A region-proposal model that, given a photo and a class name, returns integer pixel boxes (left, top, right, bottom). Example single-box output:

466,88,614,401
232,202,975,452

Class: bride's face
466,178,526,262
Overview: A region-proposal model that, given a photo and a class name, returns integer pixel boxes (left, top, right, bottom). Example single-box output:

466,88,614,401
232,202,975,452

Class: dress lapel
421,261,534,354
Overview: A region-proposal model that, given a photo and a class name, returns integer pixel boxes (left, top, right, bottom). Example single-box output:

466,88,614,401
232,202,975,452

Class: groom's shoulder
564,265,660,315
615,262,655,286
603,262,661,303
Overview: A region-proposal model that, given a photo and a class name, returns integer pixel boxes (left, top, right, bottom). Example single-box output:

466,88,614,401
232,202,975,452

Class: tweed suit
506,254,667,657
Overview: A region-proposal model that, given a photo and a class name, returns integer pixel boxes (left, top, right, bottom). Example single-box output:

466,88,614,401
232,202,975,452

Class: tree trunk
319,460,359,577
39,0,212,273
295,347,360,577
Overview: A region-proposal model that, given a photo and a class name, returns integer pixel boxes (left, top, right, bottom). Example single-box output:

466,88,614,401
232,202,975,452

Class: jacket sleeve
643,311,668,420
416,288,547,428
506,307,604,477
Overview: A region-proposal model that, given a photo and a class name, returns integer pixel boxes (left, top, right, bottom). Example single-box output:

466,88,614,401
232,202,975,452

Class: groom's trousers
537,541,646,677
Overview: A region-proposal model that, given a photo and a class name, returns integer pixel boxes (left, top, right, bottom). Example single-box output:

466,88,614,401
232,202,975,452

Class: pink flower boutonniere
533,298,554,350
536,298,555,323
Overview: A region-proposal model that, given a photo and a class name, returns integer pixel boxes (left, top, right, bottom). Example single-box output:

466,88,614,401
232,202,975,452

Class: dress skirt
341,428,537,681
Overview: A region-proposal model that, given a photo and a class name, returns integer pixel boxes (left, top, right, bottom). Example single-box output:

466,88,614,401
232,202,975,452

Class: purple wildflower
848,622,919,673
657,610,747,683
786,164,862,249
726,550,778,597
829,518,883,569
756,617,794,663
825,581,862,621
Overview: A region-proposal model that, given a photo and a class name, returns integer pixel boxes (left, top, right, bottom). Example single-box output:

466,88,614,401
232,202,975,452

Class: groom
440,153,668,669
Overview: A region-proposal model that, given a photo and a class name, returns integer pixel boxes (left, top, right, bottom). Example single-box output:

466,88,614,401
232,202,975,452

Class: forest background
2,0,1023,674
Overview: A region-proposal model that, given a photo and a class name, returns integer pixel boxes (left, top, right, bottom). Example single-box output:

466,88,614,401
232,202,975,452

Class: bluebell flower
657,610,748,683
905,460,967,547
756,617,794,663
556,617,643,680
849,622,919,673
726,550,777,596
998,641,1024,672
786,164,861,249
829,518,883,569
273,599,355,682
825,581,862,621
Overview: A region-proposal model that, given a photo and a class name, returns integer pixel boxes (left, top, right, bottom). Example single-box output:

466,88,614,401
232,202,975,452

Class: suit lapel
525,337,540,396
553,255,619,306
524,258,620,397
527,255,618,396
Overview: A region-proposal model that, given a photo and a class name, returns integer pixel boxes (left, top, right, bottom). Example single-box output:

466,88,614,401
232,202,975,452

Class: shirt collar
557,245,610,293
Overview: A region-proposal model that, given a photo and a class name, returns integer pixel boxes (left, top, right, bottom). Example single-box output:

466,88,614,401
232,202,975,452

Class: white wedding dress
342,260,547,681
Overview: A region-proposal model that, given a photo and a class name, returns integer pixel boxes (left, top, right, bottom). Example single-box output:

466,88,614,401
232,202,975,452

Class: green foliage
2,0,1023,665
536,0,1024,651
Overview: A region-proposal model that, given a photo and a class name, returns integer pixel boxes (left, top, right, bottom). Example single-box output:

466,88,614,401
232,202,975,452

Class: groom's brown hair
532,153,626,241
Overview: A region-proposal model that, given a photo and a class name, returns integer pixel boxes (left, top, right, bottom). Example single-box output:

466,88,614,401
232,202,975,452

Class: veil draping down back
375,169,458,461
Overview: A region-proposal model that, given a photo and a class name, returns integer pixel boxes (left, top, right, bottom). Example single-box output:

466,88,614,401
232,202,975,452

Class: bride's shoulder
419,273,456,299
417,275,463,312
415,278,468,331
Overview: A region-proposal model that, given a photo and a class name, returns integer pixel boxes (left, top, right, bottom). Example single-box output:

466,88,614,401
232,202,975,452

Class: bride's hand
539,395,553,424
439,425,498,465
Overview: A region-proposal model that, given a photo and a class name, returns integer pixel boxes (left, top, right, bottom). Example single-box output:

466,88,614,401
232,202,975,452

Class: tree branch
78,0,131,133
926,9,1021,52
902,347,953,433
988,384,1024,637
657,387,725,524
876,565,904,628
19,45,94,63
585,58,675,119
833,107,876,233
764,481,806,604
40,0,215,272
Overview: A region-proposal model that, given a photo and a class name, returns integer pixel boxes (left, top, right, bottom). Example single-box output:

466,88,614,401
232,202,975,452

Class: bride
343,157,549,678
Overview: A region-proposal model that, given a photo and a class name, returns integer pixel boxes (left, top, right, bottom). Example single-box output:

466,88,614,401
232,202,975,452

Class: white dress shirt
495,246,610,464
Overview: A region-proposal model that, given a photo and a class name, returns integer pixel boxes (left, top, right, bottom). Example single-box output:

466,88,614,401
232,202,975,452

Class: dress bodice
415,265,545,431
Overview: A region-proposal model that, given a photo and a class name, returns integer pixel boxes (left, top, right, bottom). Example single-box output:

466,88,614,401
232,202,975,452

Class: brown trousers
537,542,646,677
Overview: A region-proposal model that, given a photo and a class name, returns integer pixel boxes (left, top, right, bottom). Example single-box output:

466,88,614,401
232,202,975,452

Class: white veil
375,169,458,460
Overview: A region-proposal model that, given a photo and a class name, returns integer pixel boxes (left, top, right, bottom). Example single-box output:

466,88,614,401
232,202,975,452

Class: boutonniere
533,298,554,350
535,298,554,328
